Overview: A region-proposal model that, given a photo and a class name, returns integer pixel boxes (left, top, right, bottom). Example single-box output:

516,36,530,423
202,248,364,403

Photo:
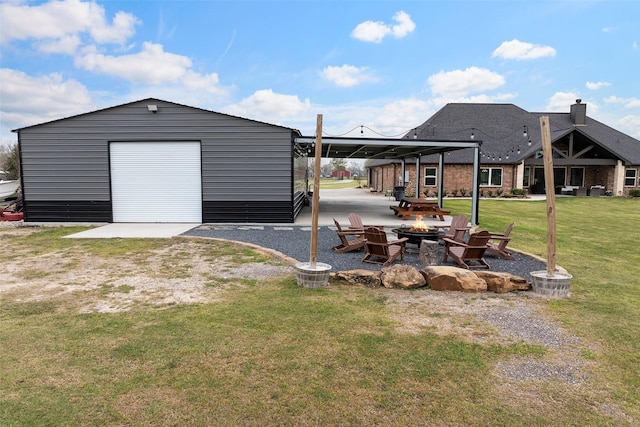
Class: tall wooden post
540,116,556,275
309,114,323,268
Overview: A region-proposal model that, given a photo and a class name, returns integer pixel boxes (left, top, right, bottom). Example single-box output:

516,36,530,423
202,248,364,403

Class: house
367,101,640,197
13,98,308,223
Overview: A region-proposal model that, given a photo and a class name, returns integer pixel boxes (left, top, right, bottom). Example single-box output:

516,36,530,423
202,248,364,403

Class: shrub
511,188,528,197
459,188,467,197
630,189,640,198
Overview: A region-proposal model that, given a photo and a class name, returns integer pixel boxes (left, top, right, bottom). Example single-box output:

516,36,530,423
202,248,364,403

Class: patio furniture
439,214,469,242
332,219,366,253
347,212,384,232
385,188,394,200
486,222,515,260
390,197,451,221
442,230,492,269
362,227,408,266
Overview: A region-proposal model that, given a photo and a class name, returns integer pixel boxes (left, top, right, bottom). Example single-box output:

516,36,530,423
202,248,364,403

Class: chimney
570,99,586,125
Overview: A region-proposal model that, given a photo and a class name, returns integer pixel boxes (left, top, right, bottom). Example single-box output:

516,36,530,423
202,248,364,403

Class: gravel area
184,224,547,280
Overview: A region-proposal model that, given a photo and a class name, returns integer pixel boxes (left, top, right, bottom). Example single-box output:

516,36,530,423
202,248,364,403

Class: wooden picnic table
390,197,451,221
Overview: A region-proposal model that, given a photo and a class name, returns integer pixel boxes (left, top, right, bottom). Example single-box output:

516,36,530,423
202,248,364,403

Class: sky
1,0,639,148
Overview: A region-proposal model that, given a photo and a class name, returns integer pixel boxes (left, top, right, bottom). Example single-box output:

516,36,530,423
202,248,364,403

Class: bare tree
0,144,20,180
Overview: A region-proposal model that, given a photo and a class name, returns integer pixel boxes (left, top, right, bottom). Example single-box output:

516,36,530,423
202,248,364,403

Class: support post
471,145,480,225
437,153,444,207
540,116,556,275
415,156,421,197
310,114,323,268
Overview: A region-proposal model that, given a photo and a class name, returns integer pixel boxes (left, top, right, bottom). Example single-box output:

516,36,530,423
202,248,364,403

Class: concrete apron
64,188,458,238
64,223,200,239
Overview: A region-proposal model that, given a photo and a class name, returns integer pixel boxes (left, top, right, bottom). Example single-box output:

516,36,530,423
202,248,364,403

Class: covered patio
294,135,483,224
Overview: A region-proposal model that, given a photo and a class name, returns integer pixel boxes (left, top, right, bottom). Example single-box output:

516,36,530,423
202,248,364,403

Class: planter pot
295,262,331,288
530,271,573,298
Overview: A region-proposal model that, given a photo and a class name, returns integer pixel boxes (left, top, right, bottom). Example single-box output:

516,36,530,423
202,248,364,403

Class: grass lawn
1,197,638,426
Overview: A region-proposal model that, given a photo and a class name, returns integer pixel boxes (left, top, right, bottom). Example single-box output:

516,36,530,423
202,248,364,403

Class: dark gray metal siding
17,99,298,223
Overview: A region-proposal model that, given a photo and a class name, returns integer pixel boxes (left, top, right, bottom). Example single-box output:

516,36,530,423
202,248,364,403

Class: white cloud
74,42,227,94
321,65,376,87
604,95,640,109
222,89,312,124
618,115,640,139
35,34,81,55
0,0,139,50
546,92,596,114
390,11,416,38
75,42,191,84
428,67,506,96
351,11,415,43
372,98,433,133
0,68,94,134
492,39,556,60
586,81,611,90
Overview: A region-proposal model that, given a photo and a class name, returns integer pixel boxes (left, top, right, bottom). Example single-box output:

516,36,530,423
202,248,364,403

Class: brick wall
371,163,517,196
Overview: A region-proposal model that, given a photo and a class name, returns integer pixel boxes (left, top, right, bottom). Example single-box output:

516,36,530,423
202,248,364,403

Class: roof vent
570,101,586,125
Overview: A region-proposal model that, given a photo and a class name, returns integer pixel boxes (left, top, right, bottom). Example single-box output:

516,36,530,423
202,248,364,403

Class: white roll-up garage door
110,142,202,223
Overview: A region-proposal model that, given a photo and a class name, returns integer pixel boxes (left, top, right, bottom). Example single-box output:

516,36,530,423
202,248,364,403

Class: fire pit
392,215,443,247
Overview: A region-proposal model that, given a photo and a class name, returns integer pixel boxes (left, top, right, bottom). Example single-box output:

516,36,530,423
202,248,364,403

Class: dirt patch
0,224,292,313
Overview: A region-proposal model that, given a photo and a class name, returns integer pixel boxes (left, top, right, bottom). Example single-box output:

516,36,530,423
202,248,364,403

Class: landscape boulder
421,266,487,292
333,269,381,288
474,271,531,293
380,264,426,289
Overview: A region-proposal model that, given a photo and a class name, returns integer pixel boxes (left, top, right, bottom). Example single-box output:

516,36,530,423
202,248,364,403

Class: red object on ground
0,209,23,221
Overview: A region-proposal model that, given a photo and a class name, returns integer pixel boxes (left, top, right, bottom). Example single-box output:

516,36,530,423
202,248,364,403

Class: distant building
331,167,351,178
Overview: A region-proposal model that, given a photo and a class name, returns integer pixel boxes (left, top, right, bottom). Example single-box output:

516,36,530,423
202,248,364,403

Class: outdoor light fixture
147,104,158,113
527,137,532,146
523,125,528,137
413,128,417,139
470,128,475,139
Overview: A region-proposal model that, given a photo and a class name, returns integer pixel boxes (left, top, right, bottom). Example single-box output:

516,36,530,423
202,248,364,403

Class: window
480,168,502,186
423,167,437,186
554,167,566,187
625,168,637,187
523,167,531,188
570,167,585,187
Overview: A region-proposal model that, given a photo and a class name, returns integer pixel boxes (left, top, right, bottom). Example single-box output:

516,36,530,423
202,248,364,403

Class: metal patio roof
293,136,480,159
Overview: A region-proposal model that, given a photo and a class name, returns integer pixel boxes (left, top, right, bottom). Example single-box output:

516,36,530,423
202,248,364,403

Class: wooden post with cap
540,116,557,275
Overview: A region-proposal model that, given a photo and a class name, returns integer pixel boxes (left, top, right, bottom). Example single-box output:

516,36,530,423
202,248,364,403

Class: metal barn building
14,98,308,223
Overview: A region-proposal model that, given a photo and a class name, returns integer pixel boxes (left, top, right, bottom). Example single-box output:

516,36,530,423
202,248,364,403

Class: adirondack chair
361,227,408,266
441,214,469,241
439,214,469,254
347,212,385,233
486,222,515,260
332,219,366,253
442,230,492,269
